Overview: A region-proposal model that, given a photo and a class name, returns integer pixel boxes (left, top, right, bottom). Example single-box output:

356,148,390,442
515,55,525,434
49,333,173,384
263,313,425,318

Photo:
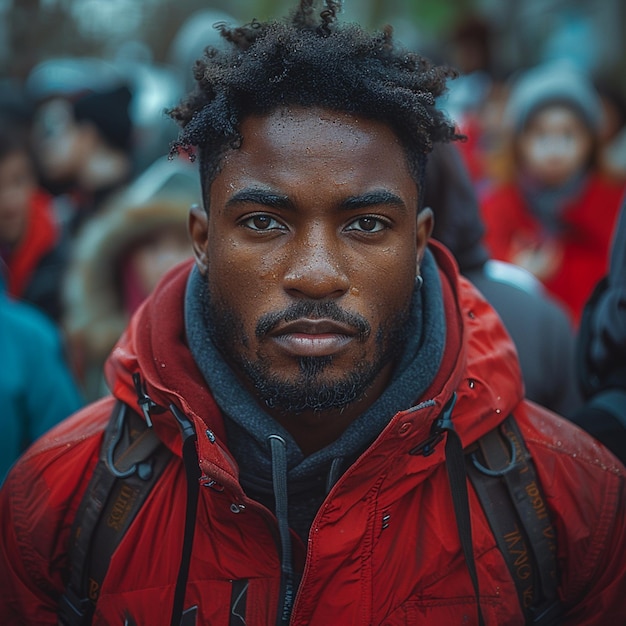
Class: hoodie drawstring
265,436,346,625
326,456,344,493
169,404,200,626
268,435,296,626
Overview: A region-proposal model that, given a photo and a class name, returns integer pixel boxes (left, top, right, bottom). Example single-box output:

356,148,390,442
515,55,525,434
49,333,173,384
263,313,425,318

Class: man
1,2,624,625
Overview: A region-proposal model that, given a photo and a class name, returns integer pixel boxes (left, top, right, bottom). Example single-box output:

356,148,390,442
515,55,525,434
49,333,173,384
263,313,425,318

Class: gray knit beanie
504,62,602,133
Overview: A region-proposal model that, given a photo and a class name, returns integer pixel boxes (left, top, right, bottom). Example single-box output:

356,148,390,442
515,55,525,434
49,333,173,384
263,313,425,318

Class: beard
203,278,413,414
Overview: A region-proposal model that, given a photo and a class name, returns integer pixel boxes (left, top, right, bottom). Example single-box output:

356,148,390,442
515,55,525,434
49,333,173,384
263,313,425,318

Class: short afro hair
169,0,460,209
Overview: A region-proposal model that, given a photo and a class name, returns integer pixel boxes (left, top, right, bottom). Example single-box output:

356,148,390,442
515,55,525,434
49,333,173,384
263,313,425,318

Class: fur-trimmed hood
63,156,201,364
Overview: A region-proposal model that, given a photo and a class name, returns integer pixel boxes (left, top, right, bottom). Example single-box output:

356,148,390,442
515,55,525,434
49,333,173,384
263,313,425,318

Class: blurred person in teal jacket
0,262,83,482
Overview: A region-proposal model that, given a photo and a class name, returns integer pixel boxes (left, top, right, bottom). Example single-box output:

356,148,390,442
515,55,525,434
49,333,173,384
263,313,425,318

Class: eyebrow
224,187,407,213
340,190,407,212
225,188,291,210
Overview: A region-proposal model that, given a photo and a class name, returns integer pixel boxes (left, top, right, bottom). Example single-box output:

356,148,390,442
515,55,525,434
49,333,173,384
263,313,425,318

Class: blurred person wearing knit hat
480,61,625,326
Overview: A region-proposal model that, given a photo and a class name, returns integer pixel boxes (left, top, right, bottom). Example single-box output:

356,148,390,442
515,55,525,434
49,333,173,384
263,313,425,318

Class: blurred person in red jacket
0,118,70,323
480,62,625,326
426,142,582,417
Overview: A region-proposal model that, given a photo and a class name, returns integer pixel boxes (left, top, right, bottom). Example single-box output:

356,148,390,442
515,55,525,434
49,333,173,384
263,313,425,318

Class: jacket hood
105,240,523,482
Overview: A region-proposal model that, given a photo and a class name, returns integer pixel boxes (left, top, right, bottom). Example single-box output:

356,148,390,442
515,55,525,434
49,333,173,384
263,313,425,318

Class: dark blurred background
2,0,625,85
2,0,625,171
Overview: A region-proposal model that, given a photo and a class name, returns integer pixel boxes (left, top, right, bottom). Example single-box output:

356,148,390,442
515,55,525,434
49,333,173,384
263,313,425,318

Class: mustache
255,300,371,339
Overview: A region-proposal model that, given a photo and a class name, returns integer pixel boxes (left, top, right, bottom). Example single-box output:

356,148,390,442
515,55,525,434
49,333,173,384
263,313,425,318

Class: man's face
190,107,431,416
518,104,593,187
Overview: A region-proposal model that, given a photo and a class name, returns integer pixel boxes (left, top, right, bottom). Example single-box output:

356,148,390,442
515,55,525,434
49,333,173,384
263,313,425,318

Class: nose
283,227,350,300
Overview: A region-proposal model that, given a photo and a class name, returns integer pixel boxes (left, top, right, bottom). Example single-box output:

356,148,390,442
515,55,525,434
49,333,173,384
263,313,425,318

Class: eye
345,216,388,233
241,214,286,232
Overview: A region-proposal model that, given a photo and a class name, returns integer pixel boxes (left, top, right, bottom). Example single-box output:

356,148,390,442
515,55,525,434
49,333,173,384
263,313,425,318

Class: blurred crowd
1,8,625,478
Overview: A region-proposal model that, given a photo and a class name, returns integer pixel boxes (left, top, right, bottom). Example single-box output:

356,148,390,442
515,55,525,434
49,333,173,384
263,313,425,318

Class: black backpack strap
467,415,562,625
59,401,172,626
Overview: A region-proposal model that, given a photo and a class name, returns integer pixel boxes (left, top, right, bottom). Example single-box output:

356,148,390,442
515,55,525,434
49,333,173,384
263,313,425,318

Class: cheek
206,237,284,328
567,136,593,169
208,241,281,292
0,186,31,213
351,251,417,316
40,133,81,175
521,136,558,166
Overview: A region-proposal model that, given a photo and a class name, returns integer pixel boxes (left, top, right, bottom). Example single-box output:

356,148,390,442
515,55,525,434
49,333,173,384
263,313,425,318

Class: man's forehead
238,106,403,150
212,108,414,195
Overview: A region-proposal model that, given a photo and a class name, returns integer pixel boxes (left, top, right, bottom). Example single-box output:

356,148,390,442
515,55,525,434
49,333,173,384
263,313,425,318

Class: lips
269,318,357,357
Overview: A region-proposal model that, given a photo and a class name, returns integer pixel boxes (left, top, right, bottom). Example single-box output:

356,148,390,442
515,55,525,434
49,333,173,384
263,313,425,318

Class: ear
416,207,434,272
188,204,209,275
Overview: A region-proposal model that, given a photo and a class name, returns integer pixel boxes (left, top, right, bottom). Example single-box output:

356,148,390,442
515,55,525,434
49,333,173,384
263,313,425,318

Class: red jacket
480,176,625,326
5,189,59,299
1,243,624,625
2,189,68,322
